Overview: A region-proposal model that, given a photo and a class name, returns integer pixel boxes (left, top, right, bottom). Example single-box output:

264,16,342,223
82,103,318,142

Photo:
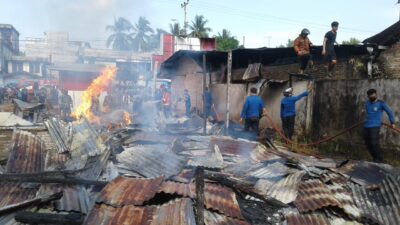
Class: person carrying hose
363,89,395,163
280,84,313,140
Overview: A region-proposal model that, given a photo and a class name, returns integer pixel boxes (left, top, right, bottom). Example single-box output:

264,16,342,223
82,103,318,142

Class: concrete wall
211,84,247,122
312,79,400,149
170,56,204,117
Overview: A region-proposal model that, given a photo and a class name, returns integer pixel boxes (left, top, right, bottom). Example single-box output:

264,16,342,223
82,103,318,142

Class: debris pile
0,116,399,225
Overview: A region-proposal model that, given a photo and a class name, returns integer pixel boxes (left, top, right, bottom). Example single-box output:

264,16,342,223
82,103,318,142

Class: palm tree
216,29,239,51
106,17,134,51
169,22,182,36
131,16,154,52
189,15,212,38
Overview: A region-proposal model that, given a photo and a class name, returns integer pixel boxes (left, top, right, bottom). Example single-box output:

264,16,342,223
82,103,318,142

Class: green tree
147,28,168,51
106,17,134,50
131,16,154,52
216,29,239,51
342,37,361,45
189,15,212,38
169,22,183,36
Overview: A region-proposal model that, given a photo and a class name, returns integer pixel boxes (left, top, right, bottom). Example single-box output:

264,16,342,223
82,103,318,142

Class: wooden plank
15,211,84,225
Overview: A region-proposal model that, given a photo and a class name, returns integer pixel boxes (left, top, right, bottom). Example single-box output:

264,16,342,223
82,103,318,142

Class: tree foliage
106,17,135,51
216,29,239,51
189,15,212,38
342,37,361,45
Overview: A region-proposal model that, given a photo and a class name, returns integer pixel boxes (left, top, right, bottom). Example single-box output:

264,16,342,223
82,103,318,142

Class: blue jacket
241,95,264,119
280,91,308,118
364,100,395,128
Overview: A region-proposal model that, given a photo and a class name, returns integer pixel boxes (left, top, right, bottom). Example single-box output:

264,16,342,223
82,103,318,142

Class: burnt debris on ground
0,116,399,225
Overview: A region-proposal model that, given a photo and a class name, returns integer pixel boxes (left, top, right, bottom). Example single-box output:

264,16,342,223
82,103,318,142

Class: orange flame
123,111,132,125
71,66,117,123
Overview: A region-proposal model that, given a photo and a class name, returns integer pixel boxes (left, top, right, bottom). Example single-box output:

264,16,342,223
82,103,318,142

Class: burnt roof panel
96,176,163,207
84,204,153,225
294,179,341,212
6,130,44,174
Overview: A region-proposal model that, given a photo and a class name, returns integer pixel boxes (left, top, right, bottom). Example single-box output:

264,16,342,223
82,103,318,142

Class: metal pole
195,167,204,225
202,54,207,135
225,50,232,135
152,62,158,98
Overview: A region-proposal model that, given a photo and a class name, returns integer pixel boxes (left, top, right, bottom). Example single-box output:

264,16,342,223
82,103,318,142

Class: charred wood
15,211,84,225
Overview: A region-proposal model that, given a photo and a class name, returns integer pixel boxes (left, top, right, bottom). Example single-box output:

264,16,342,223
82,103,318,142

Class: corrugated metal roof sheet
37,184,91,214
117,146,187,179
84,203,153,225
276,147,337,168
6,130,44,173
246,162,297,179
210,137,258,156
350,175,400,225
150,198,196,225
204,210,250,225
325,179,361,218
187,144,224,169
337,161,385,186
0,112,33,126
96,176,163,206
0,183,38,208
242,63,261,81
249,144,282,163
285,212,331,225
44,118,71,153
158,181,243,219
43,150,68,171
85,198,195,225
294,179,341,212
255,171,305,204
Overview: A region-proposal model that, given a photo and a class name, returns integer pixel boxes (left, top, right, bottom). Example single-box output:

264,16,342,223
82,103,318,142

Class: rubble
0,116,399,225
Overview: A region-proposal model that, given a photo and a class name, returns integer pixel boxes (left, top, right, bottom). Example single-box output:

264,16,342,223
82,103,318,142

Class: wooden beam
195,167,205,225
0,173,108,187
202,54,207,136
15,211,84,225
225,50,232,135
0,192,62,216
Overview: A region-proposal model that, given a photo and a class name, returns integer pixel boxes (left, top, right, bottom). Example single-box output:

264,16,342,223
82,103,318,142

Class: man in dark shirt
363,89,395,163
240,88,265,135
322,21,339,77
203,87,213,118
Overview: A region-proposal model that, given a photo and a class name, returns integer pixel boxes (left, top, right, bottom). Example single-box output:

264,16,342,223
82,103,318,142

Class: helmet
301,28,310,36
283,87,293,96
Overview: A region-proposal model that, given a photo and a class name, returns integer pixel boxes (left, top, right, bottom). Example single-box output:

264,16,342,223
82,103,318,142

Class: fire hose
262,111,400,148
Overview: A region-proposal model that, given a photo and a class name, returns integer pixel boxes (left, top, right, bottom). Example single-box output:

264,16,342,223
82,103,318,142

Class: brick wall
379,43,400,78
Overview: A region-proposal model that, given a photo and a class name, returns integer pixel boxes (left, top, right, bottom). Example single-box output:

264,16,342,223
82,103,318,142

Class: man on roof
294,28,313,74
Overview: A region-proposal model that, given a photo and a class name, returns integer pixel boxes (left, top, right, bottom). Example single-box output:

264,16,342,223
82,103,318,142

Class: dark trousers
244,118,259,134
282,116,295,139
364,127,383,163
299,54,311,70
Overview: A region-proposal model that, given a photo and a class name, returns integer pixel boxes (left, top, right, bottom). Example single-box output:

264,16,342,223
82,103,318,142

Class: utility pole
181,0,189,36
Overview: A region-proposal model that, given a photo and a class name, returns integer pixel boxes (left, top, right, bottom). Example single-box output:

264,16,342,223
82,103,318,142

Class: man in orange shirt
294,28,313,74
162,88,172,118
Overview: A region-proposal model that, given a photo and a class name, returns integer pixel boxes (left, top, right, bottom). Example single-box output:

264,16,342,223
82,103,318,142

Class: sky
1,0,399,49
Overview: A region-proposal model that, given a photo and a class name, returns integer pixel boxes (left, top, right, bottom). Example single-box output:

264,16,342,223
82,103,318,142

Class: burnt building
0,24,19,75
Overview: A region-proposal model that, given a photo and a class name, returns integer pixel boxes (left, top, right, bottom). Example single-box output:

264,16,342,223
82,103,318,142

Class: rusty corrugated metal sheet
85,198,195,225
276,147,337,168
117,146,187,179
249,144,282,163
204,210,250,225
37,184,91,214
255,171,305,204
96,176,163,206
350,175,400,225
246,162,297,179
44,118,71,153
84,203,153,225
6,130,44,173
210,137,258,156
44,150,68,171
150,198,196,225
0,183,38,208
158,181,243,219
294,179,341,212
286,212,331,225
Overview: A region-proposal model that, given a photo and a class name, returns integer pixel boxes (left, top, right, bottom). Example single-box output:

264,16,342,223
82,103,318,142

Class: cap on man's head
367,89,377,96
250,87,258,94
331,21,339,27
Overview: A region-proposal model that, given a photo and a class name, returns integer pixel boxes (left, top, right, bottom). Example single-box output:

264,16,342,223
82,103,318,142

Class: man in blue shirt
280,85,312,139
363,89,395,163
240,88,265,134
184,89,191,117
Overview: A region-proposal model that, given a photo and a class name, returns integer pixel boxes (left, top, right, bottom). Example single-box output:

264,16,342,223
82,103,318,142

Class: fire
123,111,132,125
71,66,117,123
